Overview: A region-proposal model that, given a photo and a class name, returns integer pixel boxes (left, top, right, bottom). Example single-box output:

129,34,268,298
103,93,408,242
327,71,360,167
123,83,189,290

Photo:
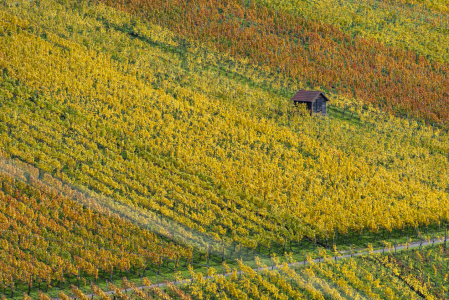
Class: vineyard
101,0,449,125
1,0,449,298
6,244,449,299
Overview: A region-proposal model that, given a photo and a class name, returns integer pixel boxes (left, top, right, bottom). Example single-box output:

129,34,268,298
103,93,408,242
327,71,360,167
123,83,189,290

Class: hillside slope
2,0,449,246
0,0,449,298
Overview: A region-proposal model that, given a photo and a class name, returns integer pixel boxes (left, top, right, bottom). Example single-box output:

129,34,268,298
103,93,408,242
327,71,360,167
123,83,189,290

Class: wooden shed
290,90,330,116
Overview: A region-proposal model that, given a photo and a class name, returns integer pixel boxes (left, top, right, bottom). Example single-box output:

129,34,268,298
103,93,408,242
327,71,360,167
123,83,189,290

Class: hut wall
319,95,327,115
314,96,327,115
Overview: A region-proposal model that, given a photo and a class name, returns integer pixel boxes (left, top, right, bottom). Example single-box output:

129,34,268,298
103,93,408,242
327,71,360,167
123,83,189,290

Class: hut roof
290,90,330,103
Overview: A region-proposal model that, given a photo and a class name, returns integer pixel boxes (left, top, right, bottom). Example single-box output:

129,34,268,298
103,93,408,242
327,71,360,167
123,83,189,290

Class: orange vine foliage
0,170,187,287
103,0,449,125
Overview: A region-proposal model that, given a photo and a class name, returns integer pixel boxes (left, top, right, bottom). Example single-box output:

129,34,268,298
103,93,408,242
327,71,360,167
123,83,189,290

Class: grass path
72,237,447,299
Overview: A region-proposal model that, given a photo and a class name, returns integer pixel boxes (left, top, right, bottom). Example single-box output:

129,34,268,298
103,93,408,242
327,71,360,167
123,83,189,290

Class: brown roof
290,90,330,103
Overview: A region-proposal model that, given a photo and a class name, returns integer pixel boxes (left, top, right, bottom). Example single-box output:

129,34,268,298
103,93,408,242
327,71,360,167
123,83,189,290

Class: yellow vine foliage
0,2,448,250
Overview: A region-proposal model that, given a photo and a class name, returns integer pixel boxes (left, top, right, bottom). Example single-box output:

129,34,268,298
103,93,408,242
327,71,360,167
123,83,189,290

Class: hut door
322,101,327,115
315,99,322,113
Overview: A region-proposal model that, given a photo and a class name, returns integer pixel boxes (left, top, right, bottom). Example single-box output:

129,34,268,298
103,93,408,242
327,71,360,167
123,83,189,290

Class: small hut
290,90,330,116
